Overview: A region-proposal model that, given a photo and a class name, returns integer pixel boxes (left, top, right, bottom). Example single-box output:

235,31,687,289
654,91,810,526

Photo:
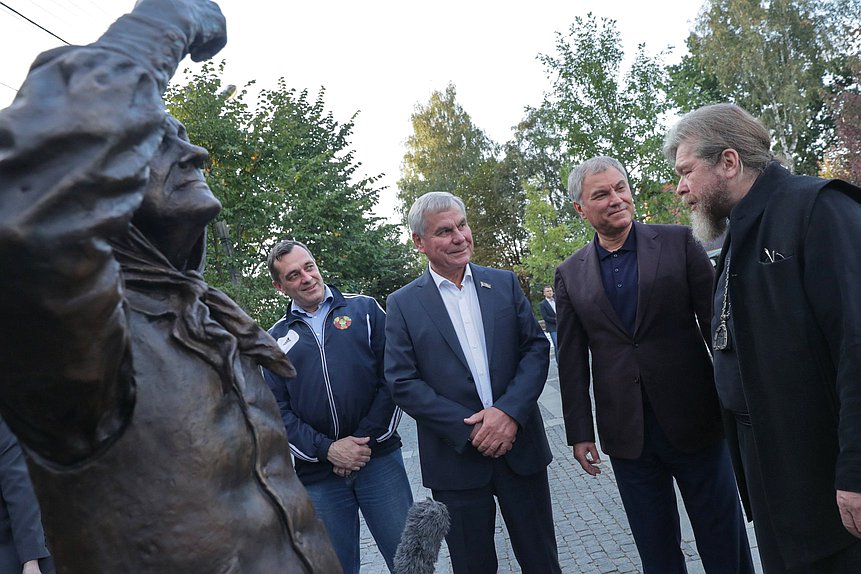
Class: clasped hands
327,436,371,478
465,407,517,458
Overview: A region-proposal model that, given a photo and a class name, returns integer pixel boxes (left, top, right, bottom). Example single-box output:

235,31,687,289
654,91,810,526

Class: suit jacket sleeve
489,271,550,427
353,298,402,443
554,265,596,445
384,291,475,453
804,188,861,491
684,226,716,350
0,419,51,565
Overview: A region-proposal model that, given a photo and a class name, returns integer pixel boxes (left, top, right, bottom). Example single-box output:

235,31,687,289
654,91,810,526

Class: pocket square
762,248,787,263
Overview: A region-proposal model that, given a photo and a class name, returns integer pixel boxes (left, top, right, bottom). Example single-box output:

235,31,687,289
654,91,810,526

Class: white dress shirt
428,265,493,408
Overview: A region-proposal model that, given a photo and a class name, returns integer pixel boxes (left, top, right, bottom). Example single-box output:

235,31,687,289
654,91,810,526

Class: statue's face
134,116,221,236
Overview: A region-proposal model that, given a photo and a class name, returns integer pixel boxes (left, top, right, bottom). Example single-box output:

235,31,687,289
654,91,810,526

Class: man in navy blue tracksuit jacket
263,240,413,574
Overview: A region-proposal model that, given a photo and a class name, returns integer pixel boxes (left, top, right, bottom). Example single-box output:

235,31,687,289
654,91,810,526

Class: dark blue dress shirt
595,226,638,336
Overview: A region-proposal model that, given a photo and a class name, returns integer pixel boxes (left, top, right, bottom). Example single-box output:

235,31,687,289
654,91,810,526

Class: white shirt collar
428,263,472,289
291,285,334,318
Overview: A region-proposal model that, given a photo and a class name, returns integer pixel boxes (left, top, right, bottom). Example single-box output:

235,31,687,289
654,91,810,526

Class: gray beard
691,210,728,244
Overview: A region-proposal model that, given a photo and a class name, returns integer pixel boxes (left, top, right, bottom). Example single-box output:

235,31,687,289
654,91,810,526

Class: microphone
393,498,451,574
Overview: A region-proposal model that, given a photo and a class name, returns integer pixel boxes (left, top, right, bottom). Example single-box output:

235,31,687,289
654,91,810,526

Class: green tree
674,0,834,174
519,186,587,290
536,13,680,221
458,153,529,271
398,84,530,280
509,107,571,215
516,13,684,292
825,59,861,184
822,0,861,183
166,62,416,327
666,35,728,112
397,84,492,217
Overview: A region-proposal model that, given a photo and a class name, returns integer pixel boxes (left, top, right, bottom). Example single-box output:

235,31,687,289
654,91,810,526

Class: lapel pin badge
480,281,491,289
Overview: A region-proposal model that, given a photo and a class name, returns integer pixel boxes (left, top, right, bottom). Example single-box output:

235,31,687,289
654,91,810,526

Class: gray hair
407,192,467,237
267,239,314,282
663,103,773,172
567,156,630,203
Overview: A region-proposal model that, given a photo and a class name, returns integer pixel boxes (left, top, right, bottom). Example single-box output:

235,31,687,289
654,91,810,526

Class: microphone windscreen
393,498,451,574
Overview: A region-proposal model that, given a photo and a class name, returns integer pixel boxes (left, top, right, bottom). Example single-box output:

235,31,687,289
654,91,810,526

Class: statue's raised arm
0,0,226,462
0,1,340,572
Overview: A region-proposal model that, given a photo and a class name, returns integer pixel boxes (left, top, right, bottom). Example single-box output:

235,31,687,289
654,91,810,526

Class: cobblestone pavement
359,353,764,573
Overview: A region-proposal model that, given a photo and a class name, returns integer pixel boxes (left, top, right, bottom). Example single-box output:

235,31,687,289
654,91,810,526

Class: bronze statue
0,0,341,572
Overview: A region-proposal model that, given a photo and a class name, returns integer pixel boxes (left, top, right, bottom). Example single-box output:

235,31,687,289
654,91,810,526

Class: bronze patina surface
0,1,340,572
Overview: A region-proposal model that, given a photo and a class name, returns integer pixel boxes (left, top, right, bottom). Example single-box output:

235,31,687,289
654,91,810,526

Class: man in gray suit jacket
555,156,752,573
385,192,560,574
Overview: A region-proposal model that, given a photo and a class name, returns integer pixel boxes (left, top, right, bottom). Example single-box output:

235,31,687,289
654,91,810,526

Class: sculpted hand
133,0,227,61
837,490,861,538
464,407,517,458
326,436,371,472
573,442,602,476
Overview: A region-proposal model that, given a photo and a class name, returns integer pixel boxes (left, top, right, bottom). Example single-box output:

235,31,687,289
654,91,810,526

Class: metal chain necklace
713,255,731,351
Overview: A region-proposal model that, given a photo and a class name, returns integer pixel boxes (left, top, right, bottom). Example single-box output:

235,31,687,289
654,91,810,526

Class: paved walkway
359,354,764,573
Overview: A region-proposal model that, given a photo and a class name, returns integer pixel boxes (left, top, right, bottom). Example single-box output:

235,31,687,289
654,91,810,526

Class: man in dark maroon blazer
554,156,752,573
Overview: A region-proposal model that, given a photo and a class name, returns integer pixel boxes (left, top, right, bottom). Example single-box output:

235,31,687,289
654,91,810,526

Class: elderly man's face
574,167,634,237
134,116,221,238
412,207,474,283
674,141,733,242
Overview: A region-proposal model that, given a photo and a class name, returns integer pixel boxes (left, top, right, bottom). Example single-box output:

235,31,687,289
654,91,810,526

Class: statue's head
132,115,221,268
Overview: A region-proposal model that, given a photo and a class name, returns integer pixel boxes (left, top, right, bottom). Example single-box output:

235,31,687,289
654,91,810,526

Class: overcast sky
0,0,703,223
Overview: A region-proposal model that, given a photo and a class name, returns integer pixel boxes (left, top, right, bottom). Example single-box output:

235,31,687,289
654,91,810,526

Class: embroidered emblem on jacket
333,316,352,330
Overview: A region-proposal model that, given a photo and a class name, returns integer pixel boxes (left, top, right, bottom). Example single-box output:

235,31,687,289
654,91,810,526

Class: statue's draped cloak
23,228,334,573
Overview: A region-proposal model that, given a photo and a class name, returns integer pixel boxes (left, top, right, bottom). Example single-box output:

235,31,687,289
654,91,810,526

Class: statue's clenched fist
133,0,227,61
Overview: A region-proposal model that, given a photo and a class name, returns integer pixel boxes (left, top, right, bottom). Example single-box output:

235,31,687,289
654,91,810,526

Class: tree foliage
536,13,681,222
393,4,861,300
822,0,861,183
397,84,492,215
827,64,861,184
458,153,529,271
519,186,589,291
509,107,571,215
673,0,835,174
166,62,417,328
398,84,530,278
513,13,684,292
